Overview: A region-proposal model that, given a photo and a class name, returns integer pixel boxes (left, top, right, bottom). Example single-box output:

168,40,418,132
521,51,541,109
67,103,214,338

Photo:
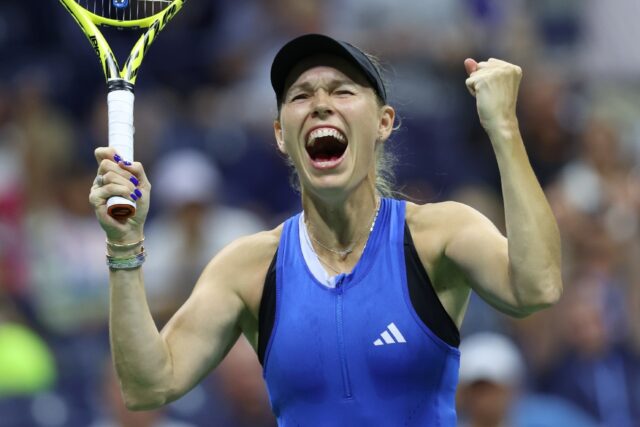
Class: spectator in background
24,160,111,426
0,292,58,426
540,278,640,426
551,116,639,273
0,84,29,299
0,296,56,397
143,149,265,319
457,332,599,427
13,72,75,209
25,161,109,334
517,68,576,187
209,337,276,427
548,115,640,352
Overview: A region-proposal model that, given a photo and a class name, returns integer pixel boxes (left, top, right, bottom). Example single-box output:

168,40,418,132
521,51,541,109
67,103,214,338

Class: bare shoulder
406,200,488,229
200,224,283,314
405,201,482,250
407,199,499,241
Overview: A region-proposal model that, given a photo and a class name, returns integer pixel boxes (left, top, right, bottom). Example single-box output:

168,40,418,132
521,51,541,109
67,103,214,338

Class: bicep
443,206,522,315
159,259,246,399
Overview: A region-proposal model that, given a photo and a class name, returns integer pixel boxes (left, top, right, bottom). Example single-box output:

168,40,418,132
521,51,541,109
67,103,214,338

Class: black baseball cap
270,34,387,106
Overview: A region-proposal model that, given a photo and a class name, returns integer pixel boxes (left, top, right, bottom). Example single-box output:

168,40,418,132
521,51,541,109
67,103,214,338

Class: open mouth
305,127,348,164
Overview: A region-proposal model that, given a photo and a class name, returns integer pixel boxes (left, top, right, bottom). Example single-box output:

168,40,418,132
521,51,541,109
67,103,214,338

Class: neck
301,181,379,265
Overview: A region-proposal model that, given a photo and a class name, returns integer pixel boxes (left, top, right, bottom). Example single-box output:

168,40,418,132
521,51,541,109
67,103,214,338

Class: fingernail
130,193,138,201
134,189,142,198
129,176,139,186
114,154,122,163
122,160,132,166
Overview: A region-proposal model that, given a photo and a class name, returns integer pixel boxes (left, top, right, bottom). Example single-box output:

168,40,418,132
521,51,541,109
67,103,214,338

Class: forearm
89,149,175,407
109,256,174,409
490,121,562,311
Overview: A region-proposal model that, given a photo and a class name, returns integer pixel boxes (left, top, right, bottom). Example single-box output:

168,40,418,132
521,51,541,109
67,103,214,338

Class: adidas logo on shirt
373,322,406,346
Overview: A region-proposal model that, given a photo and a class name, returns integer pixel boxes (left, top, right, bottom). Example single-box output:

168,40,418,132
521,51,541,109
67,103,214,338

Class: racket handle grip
107,85,136,220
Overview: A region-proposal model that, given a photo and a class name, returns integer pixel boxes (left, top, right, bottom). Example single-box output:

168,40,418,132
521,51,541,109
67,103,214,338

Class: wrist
106,248,146,271
106,235,145,257
484,117,520,141
106,230,144,244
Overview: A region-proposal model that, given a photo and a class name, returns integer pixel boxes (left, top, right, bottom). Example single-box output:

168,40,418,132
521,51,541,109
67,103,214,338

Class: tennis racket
59,0,186,219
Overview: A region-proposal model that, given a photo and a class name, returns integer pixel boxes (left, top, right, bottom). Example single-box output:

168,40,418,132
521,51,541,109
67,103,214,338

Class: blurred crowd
1,0,640,426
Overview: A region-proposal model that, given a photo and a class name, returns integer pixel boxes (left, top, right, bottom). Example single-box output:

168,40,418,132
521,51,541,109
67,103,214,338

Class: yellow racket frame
59,0,186,84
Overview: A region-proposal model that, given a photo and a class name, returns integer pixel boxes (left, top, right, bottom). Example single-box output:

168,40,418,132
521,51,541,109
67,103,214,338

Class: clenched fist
464,58,522,134
89,147,151,243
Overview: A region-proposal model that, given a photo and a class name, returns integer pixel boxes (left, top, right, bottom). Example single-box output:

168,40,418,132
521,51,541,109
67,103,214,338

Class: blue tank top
263,198,460,426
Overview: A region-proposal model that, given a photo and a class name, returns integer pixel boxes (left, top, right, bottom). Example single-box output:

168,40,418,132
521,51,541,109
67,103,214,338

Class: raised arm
453,58,562,317
409,59,562,321
89,148,276,409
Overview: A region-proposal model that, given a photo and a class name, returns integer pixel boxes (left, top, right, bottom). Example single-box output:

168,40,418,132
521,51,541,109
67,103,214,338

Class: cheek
278,115,299,153
352,121,380,160
281,132,306,168
351,103,383,141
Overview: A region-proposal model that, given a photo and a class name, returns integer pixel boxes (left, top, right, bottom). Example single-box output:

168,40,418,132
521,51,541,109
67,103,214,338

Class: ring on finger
94,174,104,187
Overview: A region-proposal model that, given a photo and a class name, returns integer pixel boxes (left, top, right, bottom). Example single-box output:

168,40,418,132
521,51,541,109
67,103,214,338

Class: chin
302,176,351,197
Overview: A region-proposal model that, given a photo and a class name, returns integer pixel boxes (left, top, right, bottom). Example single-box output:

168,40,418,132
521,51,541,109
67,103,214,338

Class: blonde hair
374,140,397,198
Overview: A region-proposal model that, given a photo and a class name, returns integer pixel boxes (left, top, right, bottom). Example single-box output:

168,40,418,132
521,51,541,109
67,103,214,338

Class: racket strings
75,0,170,21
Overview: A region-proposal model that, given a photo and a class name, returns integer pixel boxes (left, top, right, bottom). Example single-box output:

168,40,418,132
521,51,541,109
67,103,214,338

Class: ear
274,119,288,155
377,105,395,143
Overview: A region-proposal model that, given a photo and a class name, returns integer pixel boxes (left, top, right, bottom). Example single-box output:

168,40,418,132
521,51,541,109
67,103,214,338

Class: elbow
121,385,173,411
513,273,563,318
544,278,563,306
115,358,177,411
539,267,563,306
123,397,164,412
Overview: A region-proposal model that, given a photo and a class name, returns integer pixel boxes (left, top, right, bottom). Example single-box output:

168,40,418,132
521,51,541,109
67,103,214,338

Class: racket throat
108,79,135,94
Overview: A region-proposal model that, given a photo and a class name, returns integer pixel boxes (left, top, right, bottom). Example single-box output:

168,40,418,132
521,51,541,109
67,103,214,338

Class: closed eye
289,93,309,102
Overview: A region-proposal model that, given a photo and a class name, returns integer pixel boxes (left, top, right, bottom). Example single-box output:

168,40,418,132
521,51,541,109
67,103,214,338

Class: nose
310,90,333,118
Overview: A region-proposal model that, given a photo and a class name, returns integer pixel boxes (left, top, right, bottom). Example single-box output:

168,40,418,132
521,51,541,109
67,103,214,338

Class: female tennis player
89,34,562,426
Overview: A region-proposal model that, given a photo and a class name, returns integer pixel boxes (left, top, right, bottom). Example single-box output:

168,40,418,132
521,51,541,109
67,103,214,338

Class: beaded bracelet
106,237,145,250
106,249,146,270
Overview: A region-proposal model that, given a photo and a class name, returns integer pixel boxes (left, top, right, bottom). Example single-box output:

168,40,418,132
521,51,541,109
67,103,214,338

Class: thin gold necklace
306,199,381,261
317,257,342,275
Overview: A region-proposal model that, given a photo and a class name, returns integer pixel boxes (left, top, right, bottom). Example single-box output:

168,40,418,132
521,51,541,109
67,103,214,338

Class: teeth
307,128,346,146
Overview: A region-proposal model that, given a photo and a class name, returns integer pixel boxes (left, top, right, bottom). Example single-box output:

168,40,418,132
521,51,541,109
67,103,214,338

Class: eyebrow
288,78,357,93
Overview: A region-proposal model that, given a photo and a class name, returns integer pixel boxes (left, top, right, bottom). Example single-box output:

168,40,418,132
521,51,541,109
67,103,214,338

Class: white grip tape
107,89,136,214
107,89,135,161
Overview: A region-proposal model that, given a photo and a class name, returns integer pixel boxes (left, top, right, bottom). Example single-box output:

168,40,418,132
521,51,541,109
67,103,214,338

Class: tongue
308,135,346,161
315,153,341,162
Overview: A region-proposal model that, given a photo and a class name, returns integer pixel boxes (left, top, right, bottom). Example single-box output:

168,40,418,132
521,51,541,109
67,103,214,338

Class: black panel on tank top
258,252,277,366
404,223,460,347
258,222,459,366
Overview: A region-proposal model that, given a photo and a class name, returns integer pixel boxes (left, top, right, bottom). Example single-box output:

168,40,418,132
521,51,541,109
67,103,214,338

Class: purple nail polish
114,154,122,163
134,189,142,198
130,193,138,201
130,176,139,186
123,161,132,166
